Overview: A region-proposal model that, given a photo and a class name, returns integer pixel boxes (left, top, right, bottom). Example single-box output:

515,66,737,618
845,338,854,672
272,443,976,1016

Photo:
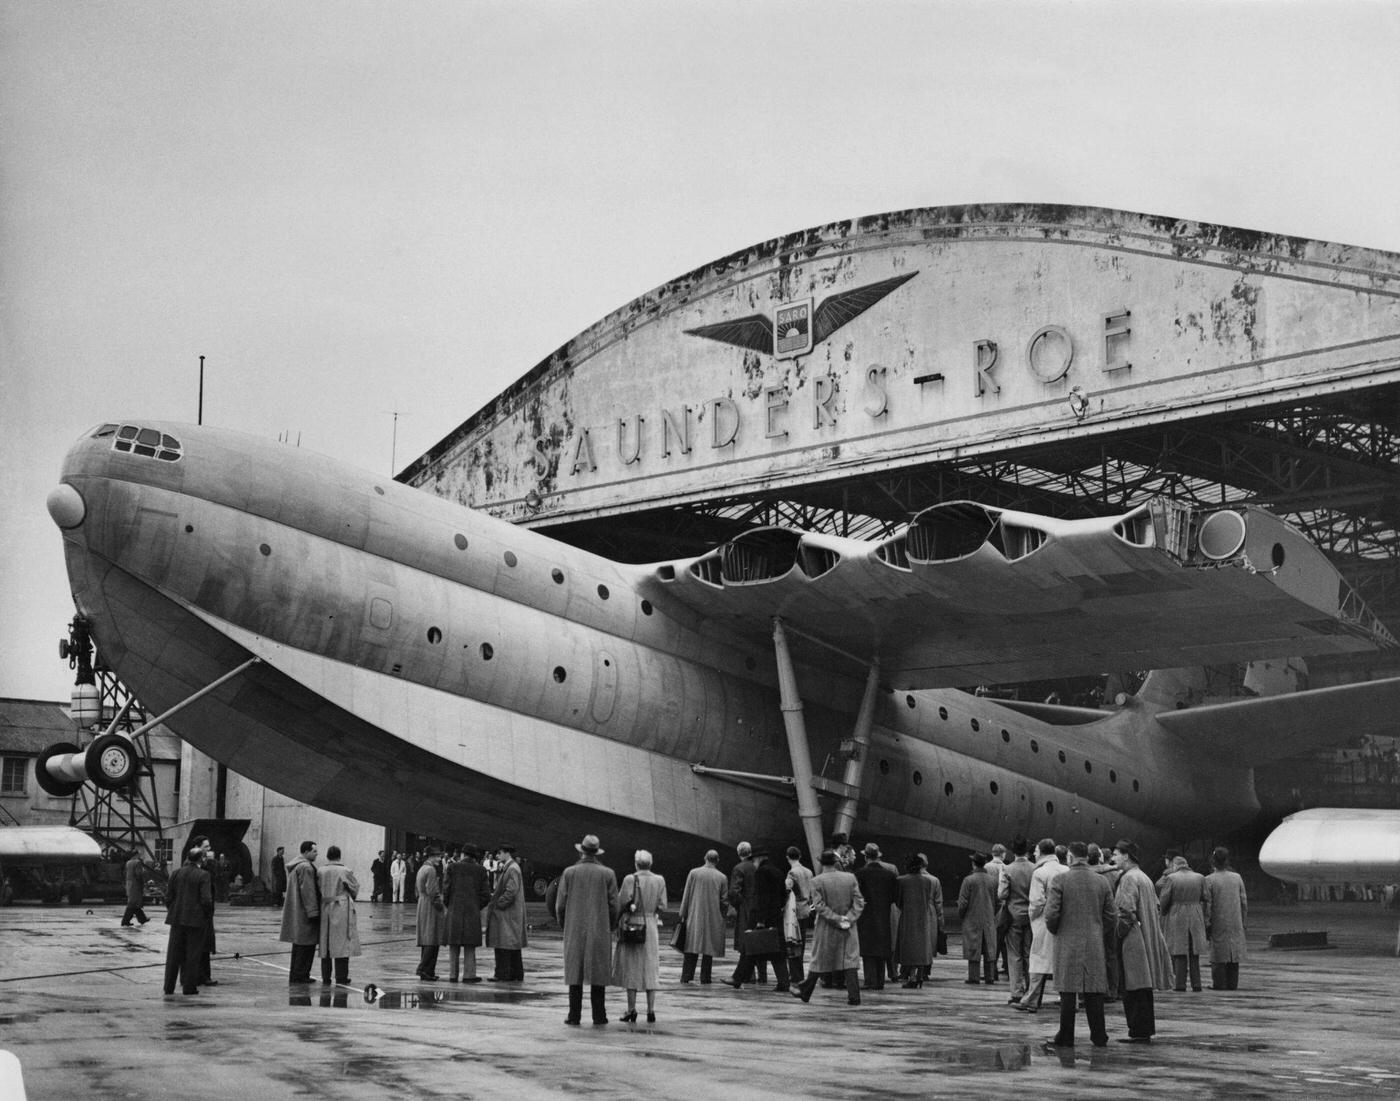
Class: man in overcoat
121,850,149,927
1043,841,1115,1048
415,846,447,980
1014,837,1066,1012
1158,853,1208,992
279,840,320,983
317,844,360,985
555,833,619,1024
1112,839,1173,1042
855,842,898,989
957,852,999,984
270,846,287,906
444,845,491,982
999,836,1035,1001
163,836,213,996
679,850,729,984
724,848,791,991
369,850,389,903
1202,846,1247,990
792,849,865,1006
485,843,527,981
726,841,764,982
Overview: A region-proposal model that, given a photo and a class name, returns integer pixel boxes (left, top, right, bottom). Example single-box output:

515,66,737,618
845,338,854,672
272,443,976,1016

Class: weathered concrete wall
400,204,1400,524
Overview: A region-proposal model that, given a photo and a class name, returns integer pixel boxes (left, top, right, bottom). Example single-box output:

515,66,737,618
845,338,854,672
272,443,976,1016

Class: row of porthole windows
906,695,1134,790
877,756,1141,800
449,531,658,616
410,632,571,683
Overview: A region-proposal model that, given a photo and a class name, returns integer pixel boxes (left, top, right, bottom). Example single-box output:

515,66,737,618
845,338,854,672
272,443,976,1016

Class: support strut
772,618,827,866
832,659,881,842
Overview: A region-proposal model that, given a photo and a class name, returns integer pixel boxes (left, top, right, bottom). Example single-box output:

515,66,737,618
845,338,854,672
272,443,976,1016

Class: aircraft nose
47,483,86,529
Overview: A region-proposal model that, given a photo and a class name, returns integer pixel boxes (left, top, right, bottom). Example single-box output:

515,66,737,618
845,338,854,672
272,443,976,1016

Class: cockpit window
110,424,182,462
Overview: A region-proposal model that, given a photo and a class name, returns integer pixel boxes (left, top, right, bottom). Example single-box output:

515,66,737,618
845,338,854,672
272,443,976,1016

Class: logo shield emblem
774,298,813,359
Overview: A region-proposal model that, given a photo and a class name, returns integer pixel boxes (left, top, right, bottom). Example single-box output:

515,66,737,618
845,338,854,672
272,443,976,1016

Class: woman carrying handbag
611,849,669,1023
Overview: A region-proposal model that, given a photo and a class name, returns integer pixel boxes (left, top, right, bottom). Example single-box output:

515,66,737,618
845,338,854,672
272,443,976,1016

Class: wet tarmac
1,900,1398,1100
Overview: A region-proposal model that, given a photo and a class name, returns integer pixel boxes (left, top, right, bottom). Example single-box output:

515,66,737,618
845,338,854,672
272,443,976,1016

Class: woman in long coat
1202,846,1247,990
893,856,933,985
317,845,361,984
443,849,491,982
611,850,668,1022
678,850,728,984
1113,840,1172,1042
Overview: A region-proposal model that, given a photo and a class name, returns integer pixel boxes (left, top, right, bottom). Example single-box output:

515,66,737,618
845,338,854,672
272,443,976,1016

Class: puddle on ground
293,983,555,1010
907,1044,1034,1074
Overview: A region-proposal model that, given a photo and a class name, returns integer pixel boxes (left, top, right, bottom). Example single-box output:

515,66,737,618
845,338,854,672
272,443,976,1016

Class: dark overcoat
443,858,490,946
957,868,998,960
855,859,898,959
808,869,864,972
728,857,757,949
124,855,146,907
1045,862,1114,994
556,855,619,985
893,872,933,967
1203,869,1248,963
165,862,212,928
679,864,729,957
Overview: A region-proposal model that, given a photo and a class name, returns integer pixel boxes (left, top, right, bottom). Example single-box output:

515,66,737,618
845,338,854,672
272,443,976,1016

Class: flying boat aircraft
44,421,1400,875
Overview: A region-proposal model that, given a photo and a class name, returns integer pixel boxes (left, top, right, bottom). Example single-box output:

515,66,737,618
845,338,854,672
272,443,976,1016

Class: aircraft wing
638,498,1393,688
1154,675,1400,768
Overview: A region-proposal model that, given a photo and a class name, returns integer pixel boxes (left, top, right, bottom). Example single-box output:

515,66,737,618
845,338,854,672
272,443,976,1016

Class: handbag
740,925,784,956
670,918,688,952
936,927,948,956
618,877,648,944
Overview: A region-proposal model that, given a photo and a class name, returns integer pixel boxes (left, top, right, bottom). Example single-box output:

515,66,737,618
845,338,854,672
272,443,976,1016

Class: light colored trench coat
1158,861,1209,955
485,858,528,950
279,854,321,946
1116,864,1173,991
556,855,619,985
611,870,667,990
678,864,729,958
317,861,361,959
415,860,447,947
808,869,864,972
1027,856,1067,974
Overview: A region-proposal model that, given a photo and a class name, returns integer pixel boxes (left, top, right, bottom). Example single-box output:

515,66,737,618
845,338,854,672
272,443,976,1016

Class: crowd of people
157,826,1249,1044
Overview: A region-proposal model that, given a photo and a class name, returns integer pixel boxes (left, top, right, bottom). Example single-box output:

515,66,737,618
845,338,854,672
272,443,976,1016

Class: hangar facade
401,204,1400,642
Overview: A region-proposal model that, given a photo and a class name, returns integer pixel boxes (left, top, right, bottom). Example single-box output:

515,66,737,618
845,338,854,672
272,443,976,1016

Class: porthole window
990,781,999,795
1030,739,1039,753
912,771,922,786
1001,730,1010,744
427,627,442,644
1109,769,1117,783
480,643,494,661
879,759,890,775
553,666,567,683
1057,750,1067,764
1046,800,1055,814
259,543,271,556
970,718,980,732
907,695,917,709
641,599,653,615
454,534,468,550
552,568,565,584
1084,761,1093,774
1132,779,1140,793
597,584,610,600
184,524,194,533
504,551,518,567
944,782,954,797
374,485,385,496
938,707,948,721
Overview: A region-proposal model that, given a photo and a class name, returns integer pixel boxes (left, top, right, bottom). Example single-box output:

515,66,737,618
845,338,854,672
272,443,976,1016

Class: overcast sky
4,0,1400,703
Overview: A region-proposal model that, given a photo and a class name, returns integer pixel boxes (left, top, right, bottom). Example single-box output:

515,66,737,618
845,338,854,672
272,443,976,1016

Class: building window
155,838,174,865
2,756,27,794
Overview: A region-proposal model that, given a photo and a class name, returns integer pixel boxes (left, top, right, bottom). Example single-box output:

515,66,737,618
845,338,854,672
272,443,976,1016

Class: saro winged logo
685,271,919,360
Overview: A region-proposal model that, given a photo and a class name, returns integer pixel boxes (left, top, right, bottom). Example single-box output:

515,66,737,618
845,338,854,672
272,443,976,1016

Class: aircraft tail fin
1154,674,1400,767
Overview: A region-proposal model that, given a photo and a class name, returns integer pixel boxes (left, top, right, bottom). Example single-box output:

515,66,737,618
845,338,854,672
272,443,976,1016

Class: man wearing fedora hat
444,845,491,983
555,834,618,1025
415,846,447,981
486,844,527,981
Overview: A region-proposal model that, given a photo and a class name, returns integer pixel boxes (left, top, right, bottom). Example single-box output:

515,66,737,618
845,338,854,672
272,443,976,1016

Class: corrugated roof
0,699,77,754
